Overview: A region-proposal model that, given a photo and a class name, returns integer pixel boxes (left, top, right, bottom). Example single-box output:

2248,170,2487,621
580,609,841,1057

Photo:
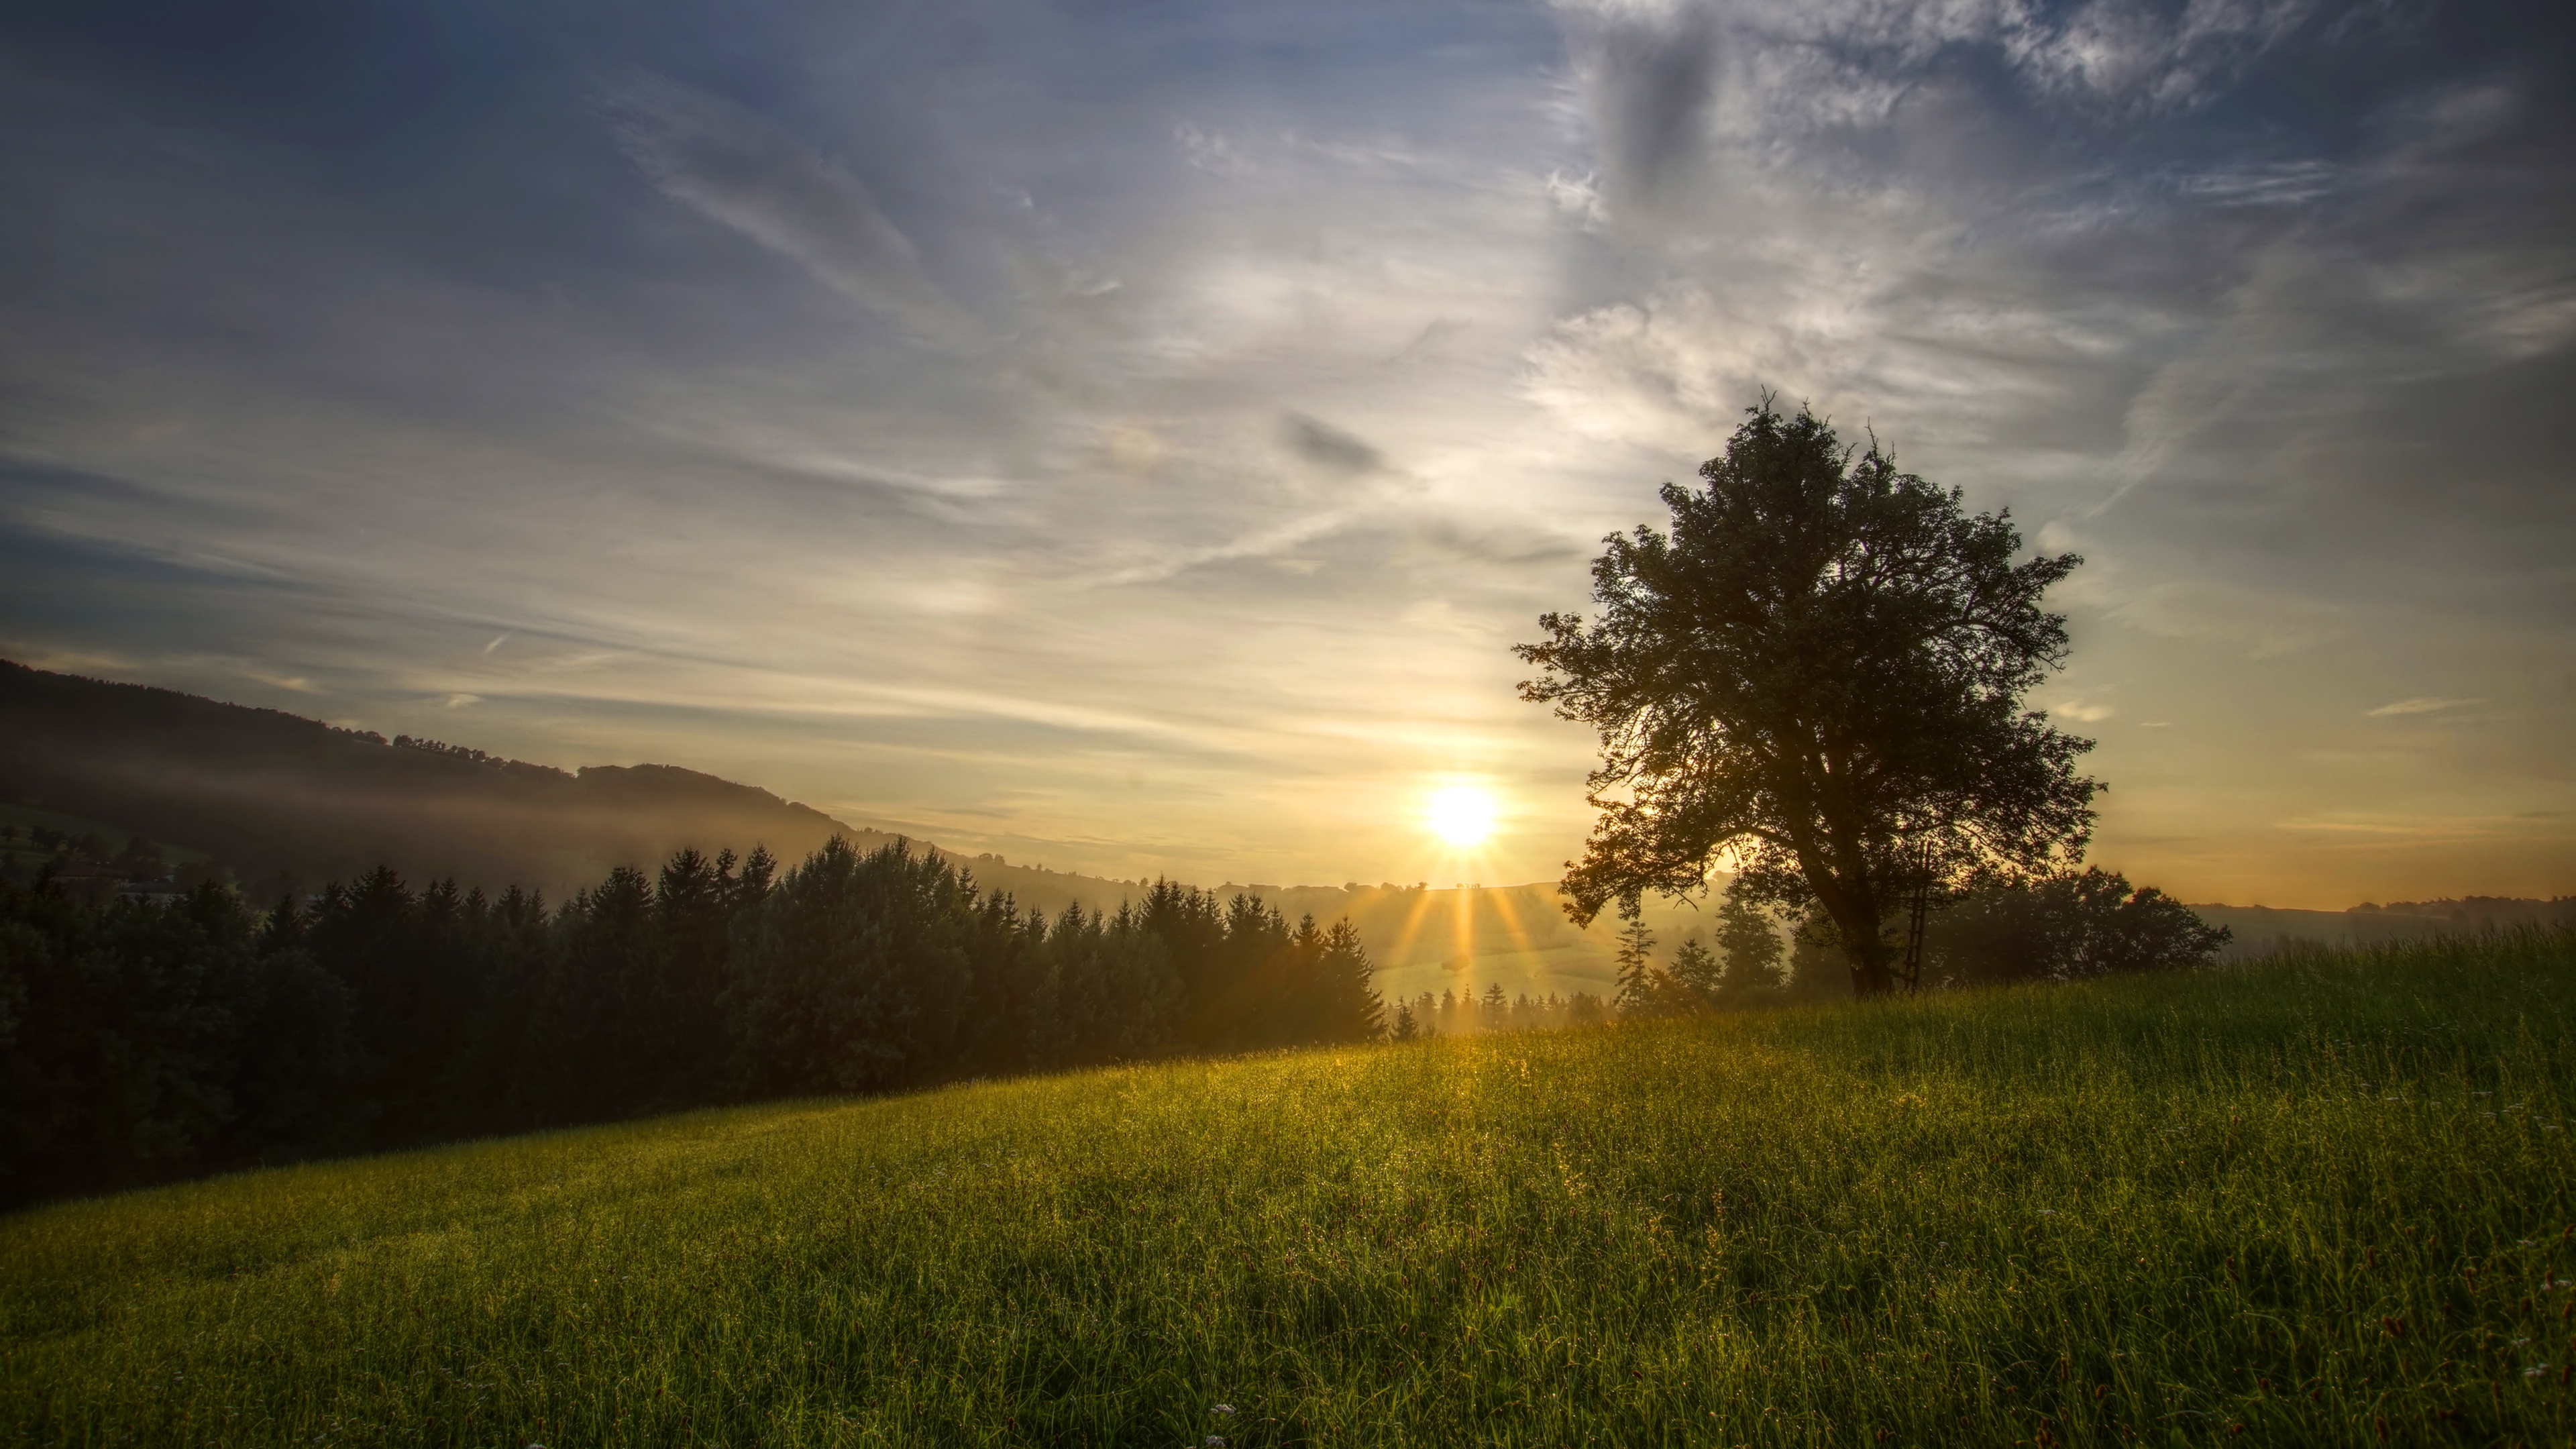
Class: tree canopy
1516,399,2101,995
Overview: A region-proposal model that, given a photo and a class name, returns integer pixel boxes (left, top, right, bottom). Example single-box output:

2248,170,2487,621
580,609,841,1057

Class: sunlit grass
5,933,2572,1446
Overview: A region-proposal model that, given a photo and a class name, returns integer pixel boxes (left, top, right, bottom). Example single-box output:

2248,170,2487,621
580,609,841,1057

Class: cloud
2366,696,2487,718
1175,122,1254,178
1281,413,1383,474
2004,0,2321,110
2110,580,2349,659
597,74,965,338
1586,9,1715,213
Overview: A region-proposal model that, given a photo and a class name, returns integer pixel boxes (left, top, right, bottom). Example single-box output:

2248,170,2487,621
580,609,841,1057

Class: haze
2,0,2569,908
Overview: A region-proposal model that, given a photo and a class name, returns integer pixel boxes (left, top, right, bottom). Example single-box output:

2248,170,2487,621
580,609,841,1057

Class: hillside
0,660,881,897
0,661,1146,916
5,932,2569,1446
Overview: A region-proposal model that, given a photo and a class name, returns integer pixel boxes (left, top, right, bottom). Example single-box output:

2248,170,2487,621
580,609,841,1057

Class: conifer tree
1714,892,1785,1002
1613,918,1659,1017
1666,937,1721,1004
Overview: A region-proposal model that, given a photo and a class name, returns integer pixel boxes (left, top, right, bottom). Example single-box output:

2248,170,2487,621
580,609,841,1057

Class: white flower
1213,1405,1236,1415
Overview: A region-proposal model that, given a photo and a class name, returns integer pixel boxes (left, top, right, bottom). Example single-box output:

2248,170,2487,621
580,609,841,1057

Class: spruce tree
1612,918,1659,1017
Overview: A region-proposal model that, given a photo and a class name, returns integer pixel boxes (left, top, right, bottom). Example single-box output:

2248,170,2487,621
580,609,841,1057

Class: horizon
4,0,2571,910
12,653,2561,919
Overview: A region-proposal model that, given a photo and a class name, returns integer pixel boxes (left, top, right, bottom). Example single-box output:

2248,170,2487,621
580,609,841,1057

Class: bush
1927,867,2229,984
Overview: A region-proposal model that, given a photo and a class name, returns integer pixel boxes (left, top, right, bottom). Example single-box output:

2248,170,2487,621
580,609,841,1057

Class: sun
1425,783,1498,849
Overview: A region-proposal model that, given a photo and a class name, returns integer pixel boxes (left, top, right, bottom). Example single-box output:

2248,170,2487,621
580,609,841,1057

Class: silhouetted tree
1927,867,2229,983
1712,894,1785,1004
308,867,477,1143
1517,398,2100,994
447,883,549,1132
0,881,356,1199
1309,918,1386,1043
1026,902,1183,1068
724,838,977,1097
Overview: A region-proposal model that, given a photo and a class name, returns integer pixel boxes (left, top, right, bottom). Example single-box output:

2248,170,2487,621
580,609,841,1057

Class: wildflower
2525,1366,2550,1379
1212,1405,1235,1415
1205,1438,1227,1448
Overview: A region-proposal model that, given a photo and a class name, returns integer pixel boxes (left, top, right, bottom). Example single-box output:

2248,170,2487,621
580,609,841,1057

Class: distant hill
0,661,896,899
2191,897,2576,959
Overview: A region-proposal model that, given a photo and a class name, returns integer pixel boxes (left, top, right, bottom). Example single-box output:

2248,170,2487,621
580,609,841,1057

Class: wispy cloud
2366,696,2487,718
597,74,967,339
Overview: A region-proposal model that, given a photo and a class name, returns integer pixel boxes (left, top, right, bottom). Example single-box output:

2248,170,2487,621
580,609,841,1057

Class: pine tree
1613,918,1658,1017
1310,918,1385,1043
1667,937,1721,1005
1715,892,1785,1002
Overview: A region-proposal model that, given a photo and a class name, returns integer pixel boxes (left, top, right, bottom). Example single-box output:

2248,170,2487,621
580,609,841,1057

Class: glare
1426,784,1497,849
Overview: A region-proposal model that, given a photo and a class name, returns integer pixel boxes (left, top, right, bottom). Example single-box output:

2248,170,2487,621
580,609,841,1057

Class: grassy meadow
5,933,2573,1448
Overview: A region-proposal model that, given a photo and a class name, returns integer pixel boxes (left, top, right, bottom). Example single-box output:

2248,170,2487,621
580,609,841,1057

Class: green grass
6,935,2574,1447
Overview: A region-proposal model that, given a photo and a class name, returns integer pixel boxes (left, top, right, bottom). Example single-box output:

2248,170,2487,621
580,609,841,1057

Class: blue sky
3,0,2571,905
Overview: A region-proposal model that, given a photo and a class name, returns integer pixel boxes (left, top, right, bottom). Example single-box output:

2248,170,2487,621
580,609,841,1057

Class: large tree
1516,400,2101,996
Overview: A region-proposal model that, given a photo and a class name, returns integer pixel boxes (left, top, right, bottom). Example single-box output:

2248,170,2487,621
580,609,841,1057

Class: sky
2,0,2571,908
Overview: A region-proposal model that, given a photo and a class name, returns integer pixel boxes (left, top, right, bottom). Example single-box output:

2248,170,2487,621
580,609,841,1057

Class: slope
3,932,2569,1446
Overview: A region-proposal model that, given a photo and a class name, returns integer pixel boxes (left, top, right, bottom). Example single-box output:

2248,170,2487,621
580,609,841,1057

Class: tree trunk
1843,930,1897,996
1800,808,1895,998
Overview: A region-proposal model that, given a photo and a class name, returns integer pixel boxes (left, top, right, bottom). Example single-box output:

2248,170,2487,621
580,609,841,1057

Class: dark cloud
1280,413,1383,474
1589,9,1715,211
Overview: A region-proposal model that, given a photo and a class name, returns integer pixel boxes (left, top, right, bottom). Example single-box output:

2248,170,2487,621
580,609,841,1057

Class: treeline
1388,986,1609,1040
0,837,1382,1205
1613,866,2234,1015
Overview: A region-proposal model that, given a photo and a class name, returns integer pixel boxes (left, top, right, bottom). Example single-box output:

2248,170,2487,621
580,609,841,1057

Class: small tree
1517,398,2100,994
1611,918,1659,1017
1713,892,1784,999
1666,936,1721,1004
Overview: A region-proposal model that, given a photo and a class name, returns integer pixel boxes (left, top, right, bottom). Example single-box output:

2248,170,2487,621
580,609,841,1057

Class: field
5,935,2573,1447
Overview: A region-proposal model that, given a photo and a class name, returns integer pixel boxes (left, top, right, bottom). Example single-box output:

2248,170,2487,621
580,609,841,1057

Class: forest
0,837,1385,1206
1,822,2245,1208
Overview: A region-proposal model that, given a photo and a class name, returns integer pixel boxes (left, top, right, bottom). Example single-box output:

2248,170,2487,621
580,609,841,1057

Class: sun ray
1386,881,1444,970
1485,882,1538,961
